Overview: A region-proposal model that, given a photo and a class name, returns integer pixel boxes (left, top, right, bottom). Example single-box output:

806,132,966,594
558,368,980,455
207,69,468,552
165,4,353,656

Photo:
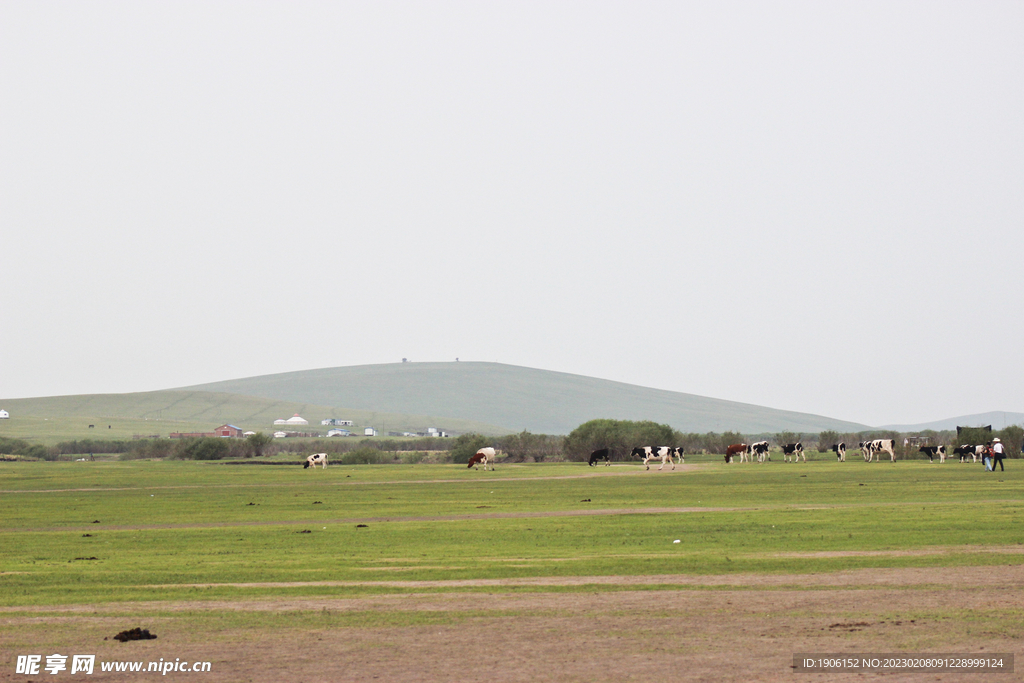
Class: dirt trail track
3,566,1022,682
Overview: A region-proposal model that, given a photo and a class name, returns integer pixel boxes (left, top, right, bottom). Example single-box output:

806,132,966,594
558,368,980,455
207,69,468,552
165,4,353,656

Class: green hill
182,361,870,435
0,390,508,445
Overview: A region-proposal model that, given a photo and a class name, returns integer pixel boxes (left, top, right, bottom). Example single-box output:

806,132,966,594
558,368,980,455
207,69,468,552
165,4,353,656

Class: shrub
340,447,385,465
173,437,230,461
494,431,563,462
562,419,677,461
449,434,492,464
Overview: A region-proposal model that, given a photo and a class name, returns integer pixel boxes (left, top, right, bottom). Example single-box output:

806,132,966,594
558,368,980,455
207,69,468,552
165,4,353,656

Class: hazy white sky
2,1,1021,427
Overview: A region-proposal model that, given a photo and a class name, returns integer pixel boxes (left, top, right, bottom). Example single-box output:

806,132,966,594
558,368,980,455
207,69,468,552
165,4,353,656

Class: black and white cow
919,445,947,463
953,444,983,463
831,442,847,462
860,439,897,462
750,441,770,463
782,443,805,463
588,448,612,466
630,446,676,471
304,453,328,469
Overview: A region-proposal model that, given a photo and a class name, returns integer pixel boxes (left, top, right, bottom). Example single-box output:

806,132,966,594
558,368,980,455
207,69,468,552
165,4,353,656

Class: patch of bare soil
3,566,1023,682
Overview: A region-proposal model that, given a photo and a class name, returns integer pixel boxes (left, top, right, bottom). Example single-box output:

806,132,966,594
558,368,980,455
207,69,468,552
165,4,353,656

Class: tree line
4,422,1021,462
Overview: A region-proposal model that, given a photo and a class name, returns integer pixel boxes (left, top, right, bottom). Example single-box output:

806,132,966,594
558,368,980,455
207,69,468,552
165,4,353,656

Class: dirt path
2,566,1022,682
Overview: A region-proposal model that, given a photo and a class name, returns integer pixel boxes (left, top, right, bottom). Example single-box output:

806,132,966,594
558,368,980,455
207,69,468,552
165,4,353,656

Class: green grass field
3,458,1023,681
2,458,1021,607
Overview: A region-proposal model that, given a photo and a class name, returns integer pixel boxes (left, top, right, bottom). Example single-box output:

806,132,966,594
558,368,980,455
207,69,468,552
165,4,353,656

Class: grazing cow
725,443,748,464
631,446,676,471
304,453,328,469
919,445,947,463
468,447,496,470
859,439,897,462
953,444,983,463
750,441,770,463
588,448,612,467
831,442,847,462
782,443,805,463
673,446,685,465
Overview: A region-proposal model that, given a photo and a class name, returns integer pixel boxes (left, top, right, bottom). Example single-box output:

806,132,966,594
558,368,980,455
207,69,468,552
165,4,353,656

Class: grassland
0,390,509,445
2,458,1022,681
2,458,1021,605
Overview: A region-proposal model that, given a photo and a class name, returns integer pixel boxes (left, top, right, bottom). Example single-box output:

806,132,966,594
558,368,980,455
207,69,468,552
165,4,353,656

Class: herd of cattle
301,439,1000,470
584,438,995,469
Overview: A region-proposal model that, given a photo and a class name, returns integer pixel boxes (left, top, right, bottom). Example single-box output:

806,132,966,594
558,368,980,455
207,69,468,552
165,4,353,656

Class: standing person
992,437,1005,472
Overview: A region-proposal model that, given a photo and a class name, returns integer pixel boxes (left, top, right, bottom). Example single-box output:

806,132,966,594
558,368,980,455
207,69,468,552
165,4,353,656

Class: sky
1,1,1022,427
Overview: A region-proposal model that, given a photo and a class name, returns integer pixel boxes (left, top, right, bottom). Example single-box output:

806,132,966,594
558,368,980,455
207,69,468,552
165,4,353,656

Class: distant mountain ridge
182,361,872,435
881,411,1024,432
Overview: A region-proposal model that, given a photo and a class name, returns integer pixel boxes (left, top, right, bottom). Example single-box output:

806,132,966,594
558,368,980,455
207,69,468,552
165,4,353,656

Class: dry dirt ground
3,566,1023,682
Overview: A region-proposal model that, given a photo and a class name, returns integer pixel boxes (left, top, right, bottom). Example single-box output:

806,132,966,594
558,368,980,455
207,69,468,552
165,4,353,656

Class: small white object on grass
673,539,681,544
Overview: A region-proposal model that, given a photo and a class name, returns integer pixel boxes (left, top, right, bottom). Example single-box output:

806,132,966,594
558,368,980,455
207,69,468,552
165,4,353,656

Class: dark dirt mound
114,628,157,642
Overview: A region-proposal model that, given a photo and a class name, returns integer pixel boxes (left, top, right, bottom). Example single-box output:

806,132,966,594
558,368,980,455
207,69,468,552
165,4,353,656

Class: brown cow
725,443,748,464
467,447,495,470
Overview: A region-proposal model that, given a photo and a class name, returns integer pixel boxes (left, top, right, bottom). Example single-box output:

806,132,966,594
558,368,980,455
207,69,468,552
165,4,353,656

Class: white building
327,429,352,437
273,431,288,438
274,414,308,426
364,427,377,437
0,410,8,419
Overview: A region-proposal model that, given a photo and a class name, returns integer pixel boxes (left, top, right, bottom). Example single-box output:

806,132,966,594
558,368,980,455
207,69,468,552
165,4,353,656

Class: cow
919,445,947,463
304,453,328,469
631,446,676,471
953,444,983,463
750,441,770,463
831,442,846,462
588,448,612,466
725,443,748,464
673,446,685,465
468,447,496,470
782,443,805,463
859,439,896,462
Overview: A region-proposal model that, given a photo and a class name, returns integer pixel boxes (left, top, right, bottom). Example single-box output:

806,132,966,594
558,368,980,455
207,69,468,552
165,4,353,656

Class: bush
494,431,563,462
56,439,135,455
818,431,840,453
120,439,176,460
340,447,385,465
172,437,230,461
245,432,274,458
449,434,492,464
0,437,57,460
562,419,677,462
0,436,32,456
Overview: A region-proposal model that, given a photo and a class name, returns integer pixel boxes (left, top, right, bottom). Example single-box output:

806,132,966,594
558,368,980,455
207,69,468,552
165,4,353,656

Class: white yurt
285,414,308,425
0,409,9,419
